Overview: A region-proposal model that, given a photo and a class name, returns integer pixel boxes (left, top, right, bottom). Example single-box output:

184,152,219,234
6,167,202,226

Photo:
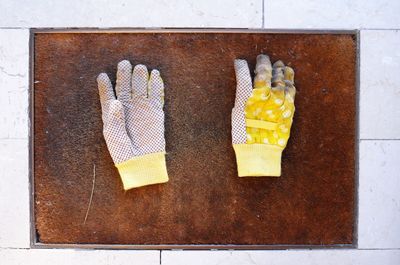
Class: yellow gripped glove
97,60,168,190
232,54,296,177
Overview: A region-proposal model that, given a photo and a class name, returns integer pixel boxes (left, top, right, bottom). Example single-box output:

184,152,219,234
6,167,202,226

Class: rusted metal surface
33,32,357,247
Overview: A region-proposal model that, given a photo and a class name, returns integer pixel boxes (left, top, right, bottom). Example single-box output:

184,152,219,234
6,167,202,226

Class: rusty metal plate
32,31,357,248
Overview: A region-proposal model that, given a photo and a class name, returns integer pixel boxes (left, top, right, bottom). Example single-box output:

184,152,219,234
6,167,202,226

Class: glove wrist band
233,144,283,177
116,152,169,190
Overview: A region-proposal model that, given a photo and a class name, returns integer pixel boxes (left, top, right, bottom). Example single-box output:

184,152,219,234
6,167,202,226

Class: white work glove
97,60,168,190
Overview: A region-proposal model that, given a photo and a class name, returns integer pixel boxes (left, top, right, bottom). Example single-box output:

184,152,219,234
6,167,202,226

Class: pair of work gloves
97,55,296,190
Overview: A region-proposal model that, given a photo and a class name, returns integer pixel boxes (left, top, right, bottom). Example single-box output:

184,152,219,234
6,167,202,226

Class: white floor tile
0,29,29,139
264,0,400,29
162,249,400,265
0,139,30,248
0,249,159,265
358,140,400,248
360,30,400,139
0,0,261,28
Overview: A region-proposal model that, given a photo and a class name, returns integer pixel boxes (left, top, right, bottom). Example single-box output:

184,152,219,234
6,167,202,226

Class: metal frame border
29,28,360,250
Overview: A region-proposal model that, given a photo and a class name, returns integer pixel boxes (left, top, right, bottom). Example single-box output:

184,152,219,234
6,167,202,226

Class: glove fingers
285,83,296,102
103,100,135,163
254,54,272,90
272,60,286,90
116,60,133,101
284,66,296,102
132,64,149,98
149,69,164,107
284,66,295,84
234,59,253,107
97,73,115,114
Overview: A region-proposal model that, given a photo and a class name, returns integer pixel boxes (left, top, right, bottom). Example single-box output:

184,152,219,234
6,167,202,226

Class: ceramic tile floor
0,0,399,264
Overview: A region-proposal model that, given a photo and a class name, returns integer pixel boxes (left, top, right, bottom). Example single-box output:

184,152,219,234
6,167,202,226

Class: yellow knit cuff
233,144,283,177
115,152,169,190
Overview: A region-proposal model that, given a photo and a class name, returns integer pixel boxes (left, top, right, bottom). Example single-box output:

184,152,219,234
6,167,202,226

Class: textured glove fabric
232,54,296,177
97,60,168,190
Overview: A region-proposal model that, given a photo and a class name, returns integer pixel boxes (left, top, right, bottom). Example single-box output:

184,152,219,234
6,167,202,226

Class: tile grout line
0,27,29,29
359,28,400,31
0,247,30,250
0,139,29,141
262,0,265,28
360,139,400,141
